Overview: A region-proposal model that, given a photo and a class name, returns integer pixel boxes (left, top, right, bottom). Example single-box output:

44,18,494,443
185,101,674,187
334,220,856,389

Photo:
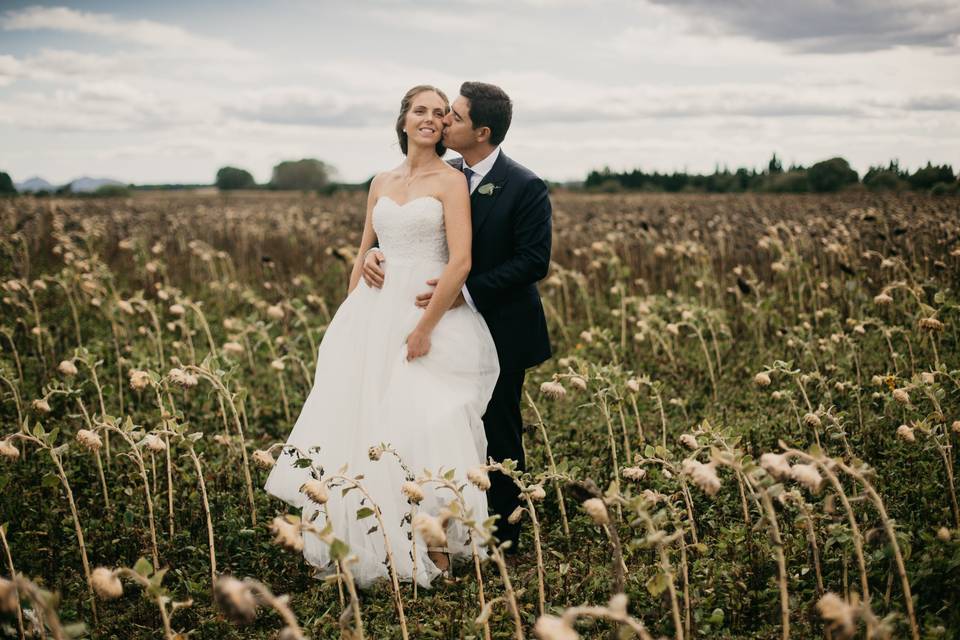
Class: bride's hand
405,328,431,361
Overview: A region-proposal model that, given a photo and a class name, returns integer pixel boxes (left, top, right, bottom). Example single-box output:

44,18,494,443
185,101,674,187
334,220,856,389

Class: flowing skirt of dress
263,257,500,589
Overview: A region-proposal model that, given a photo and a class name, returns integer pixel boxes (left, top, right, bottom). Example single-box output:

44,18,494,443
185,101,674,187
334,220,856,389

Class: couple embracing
264,81,552,589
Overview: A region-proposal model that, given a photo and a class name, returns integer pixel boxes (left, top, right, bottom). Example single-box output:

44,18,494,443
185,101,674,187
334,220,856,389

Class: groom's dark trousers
482,369,526,549
451,150,553,553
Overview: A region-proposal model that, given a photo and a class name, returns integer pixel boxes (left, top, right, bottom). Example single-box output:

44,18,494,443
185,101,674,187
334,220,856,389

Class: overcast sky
1,0,958,185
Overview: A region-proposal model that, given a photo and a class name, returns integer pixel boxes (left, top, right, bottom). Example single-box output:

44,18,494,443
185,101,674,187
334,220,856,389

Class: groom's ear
475,126,492,144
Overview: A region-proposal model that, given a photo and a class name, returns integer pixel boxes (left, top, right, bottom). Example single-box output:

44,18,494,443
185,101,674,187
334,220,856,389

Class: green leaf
329,539,350,562
442,468,456,481
355,507,374,520
133,557,153,577
646,570,669,597
41,472,60,488
707,608,725,626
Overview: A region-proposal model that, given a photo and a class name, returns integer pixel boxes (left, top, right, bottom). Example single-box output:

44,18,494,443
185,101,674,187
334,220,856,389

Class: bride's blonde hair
395,84,449,156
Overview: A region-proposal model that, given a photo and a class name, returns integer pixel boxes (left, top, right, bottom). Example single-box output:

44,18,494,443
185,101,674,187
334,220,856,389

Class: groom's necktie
462,166,475,192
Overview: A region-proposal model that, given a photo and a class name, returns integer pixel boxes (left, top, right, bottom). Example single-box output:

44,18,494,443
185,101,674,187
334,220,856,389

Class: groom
363,81,552,555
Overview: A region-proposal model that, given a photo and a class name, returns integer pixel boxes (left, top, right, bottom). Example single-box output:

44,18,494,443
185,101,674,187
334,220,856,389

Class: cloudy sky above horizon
0,0,958,185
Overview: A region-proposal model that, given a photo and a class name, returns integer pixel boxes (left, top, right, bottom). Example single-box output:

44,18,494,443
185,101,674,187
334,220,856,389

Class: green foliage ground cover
1,191,959,639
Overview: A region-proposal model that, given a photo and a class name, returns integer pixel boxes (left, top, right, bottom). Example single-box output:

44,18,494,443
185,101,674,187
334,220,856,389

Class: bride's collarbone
377,193,443,208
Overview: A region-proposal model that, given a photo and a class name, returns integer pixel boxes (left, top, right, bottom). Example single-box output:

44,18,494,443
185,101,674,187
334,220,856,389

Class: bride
263,84,500,589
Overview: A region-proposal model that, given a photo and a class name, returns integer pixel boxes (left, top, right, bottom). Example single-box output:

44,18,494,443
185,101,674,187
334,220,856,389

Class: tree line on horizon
584,154,958,195
2,154,957,197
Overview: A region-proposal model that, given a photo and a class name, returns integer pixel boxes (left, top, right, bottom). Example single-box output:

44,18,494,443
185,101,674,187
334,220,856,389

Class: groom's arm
464,177,552,314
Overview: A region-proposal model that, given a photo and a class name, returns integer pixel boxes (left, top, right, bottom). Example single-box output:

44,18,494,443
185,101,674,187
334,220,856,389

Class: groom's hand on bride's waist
415,279,465,309
362,249,385,288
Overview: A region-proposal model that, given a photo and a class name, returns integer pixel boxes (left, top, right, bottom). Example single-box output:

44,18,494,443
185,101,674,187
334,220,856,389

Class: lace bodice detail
372,196,449,263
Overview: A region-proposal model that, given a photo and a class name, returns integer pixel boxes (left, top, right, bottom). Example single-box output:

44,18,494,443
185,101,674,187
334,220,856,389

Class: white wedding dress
264,194,500,589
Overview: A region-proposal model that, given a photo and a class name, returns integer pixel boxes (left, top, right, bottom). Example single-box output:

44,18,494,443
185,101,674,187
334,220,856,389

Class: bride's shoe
427,546,452,578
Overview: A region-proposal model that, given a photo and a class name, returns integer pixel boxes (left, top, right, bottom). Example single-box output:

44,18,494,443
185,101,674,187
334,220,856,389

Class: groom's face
441,95,477,153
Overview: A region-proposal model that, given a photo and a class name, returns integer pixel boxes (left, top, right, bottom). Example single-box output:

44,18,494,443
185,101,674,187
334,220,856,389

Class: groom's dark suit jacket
450,151,552,372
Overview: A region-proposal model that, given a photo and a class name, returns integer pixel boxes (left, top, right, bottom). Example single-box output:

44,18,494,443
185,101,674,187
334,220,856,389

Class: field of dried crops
1,190,959,639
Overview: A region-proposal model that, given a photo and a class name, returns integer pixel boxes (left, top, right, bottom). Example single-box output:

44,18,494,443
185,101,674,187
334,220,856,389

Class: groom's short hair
460,82,512,147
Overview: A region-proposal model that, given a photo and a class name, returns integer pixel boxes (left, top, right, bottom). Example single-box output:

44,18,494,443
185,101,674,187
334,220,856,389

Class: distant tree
270,159,331,191
930,181,959,196
807,157,858,192
767,153,783,174
763,170,809,193
864,162,907,191
216,166,256,190
0,172,15,194
95,184,131,197
907,162,955,191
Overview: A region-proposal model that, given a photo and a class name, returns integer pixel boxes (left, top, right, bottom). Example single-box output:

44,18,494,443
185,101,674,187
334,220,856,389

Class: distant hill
16,176,55,192
14,176,128,193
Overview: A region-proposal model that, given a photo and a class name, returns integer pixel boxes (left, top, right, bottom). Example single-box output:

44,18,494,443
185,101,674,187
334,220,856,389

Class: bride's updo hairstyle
396,84,449,157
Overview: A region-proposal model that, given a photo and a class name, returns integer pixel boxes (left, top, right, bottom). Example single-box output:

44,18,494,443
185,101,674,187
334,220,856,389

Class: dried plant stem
921,388,960,527
76,353,111,463
186,365,257,526
758,487,789,639
635,509,683,640
0,524,26,640
680,321,718,401
784,448,870,602
835,459,919,640
627,392,645,443
158,427,217,589
96,422,160,568
599,393,622,487
114,568,180,639
0,365,24,428
299,520,364,639
0,331,25,391
524,391,571,537
795,499,825,597
415,473,496,639
487,461,547,616
6,429,99,623
49,448,98,624
325,474,408,640
76,397,110,509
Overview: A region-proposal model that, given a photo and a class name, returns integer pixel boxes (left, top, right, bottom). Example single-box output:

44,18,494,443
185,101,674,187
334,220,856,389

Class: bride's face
404,91,446,149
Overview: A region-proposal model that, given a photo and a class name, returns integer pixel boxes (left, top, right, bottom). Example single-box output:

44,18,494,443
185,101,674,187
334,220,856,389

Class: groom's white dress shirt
460,145,501,313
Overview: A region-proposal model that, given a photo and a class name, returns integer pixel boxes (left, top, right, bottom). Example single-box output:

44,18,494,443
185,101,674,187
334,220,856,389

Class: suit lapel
469,151,509,236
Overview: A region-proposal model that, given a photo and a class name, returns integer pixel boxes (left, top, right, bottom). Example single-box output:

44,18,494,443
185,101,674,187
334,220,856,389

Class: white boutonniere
477,182,502,196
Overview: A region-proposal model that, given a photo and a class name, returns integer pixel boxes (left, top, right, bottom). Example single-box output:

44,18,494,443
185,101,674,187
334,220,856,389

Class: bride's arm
347,174,383,294
410,173,471,336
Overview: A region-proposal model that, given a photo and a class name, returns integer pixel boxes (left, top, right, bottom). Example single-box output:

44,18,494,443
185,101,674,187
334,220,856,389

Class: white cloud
0,2,956,185
1,6,252,60
364,8,482,32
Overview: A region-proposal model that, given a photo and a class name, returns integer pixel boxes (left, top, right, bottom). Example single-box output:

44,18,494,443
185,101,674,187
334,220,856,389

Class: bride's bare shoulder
368,167,403,194
437,163,469,191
